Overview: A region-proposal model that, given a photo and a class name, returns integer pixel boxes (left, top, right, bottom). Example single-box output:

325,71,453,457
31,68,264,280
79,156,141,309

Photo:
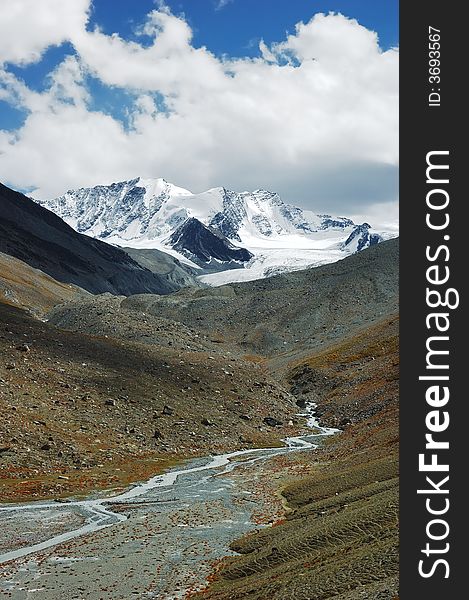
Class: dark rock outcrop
342,223,382,252
169,217,253,269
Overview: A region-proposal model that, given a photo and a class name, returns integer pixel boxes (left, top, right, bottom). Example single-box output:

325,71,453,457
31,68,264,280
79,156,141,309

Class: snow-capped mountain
35,177,395,285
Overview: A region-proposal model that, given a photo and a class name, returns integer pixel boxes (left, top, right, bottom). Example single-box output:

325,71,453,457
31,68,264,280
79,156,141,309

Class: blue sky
87,0,399,55
0,1,398,225
2,1,398,130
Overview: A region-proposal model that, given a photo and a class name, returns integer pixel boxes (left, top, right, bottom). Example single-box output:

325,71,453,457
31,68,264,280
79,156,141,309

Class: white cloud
272,12,381,64
0,8,398,222
71,11,226,96
0,0,90,65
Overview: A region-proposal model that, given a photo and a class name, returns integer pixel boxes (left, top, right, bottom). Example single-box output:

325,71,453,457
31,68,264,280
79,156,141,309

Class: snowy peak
138,177,192,201
38,178,363,247
35,177,193,241
208,188,248,241
35,177,396,285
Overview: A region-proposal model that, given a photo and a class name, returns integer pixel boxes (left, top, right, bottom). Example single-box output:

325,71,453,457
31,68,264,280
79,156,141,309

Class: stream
0,407,337,599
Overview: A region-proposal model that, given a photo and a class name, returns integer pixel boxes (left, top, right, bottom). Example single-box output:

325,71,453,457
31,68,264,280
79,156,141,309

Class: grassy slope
0,251,85,317
194,316,399,600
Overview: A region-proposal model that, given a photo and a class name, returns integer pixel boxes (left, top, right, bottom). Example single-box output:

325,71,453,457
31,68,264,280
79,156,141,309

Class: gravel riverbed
0,425,333,600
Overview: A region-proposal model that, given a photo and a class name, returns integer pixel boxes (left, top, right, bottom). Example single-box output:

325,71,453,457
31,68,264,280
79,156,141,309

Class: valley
0,182,399,599
0,1,400,595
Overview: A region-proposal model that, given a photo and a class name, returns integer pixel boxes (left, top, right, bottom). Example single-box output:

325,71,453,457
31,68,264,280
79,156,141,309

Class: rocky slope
169,218,253,270
0,183,191,296
56,238,396,360
123,246,200,289
0,301,299,502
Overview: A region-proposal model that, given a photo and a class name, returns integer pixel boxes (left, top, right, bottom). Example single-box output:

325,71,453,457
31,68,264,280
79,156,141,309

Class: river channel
0,409,337,599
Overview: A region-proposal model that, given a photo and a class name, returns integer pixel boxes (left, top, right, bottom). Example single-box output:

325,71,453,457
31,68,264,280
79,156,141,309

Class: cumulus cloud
0,0,90,65
72,11,226,96
0,7,398,223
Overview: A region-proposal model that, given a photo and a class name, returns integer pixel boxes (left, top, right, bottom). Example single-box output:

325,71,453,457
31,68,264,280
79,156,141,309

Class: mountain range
0,183,195,296
36,177,395,284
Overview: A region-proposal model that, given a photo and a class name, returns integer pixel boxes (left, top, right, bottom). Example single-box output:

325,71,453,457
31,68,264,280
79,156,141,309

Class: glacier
35,177,397,286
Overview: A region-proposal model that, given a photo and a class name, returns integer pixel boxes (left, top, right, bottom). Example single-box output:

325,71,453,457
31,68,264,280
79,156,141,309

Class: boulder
263,416,283,427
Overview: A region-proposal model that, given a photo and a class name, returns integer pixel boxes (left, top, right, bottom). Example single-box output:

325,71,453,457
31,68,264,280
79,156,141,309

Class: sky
0,0,398,227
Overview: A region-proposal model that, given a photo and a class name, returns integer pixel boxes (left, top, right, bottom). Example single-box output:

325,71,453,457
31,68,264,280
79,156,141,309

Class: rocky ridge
0,183,195,296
